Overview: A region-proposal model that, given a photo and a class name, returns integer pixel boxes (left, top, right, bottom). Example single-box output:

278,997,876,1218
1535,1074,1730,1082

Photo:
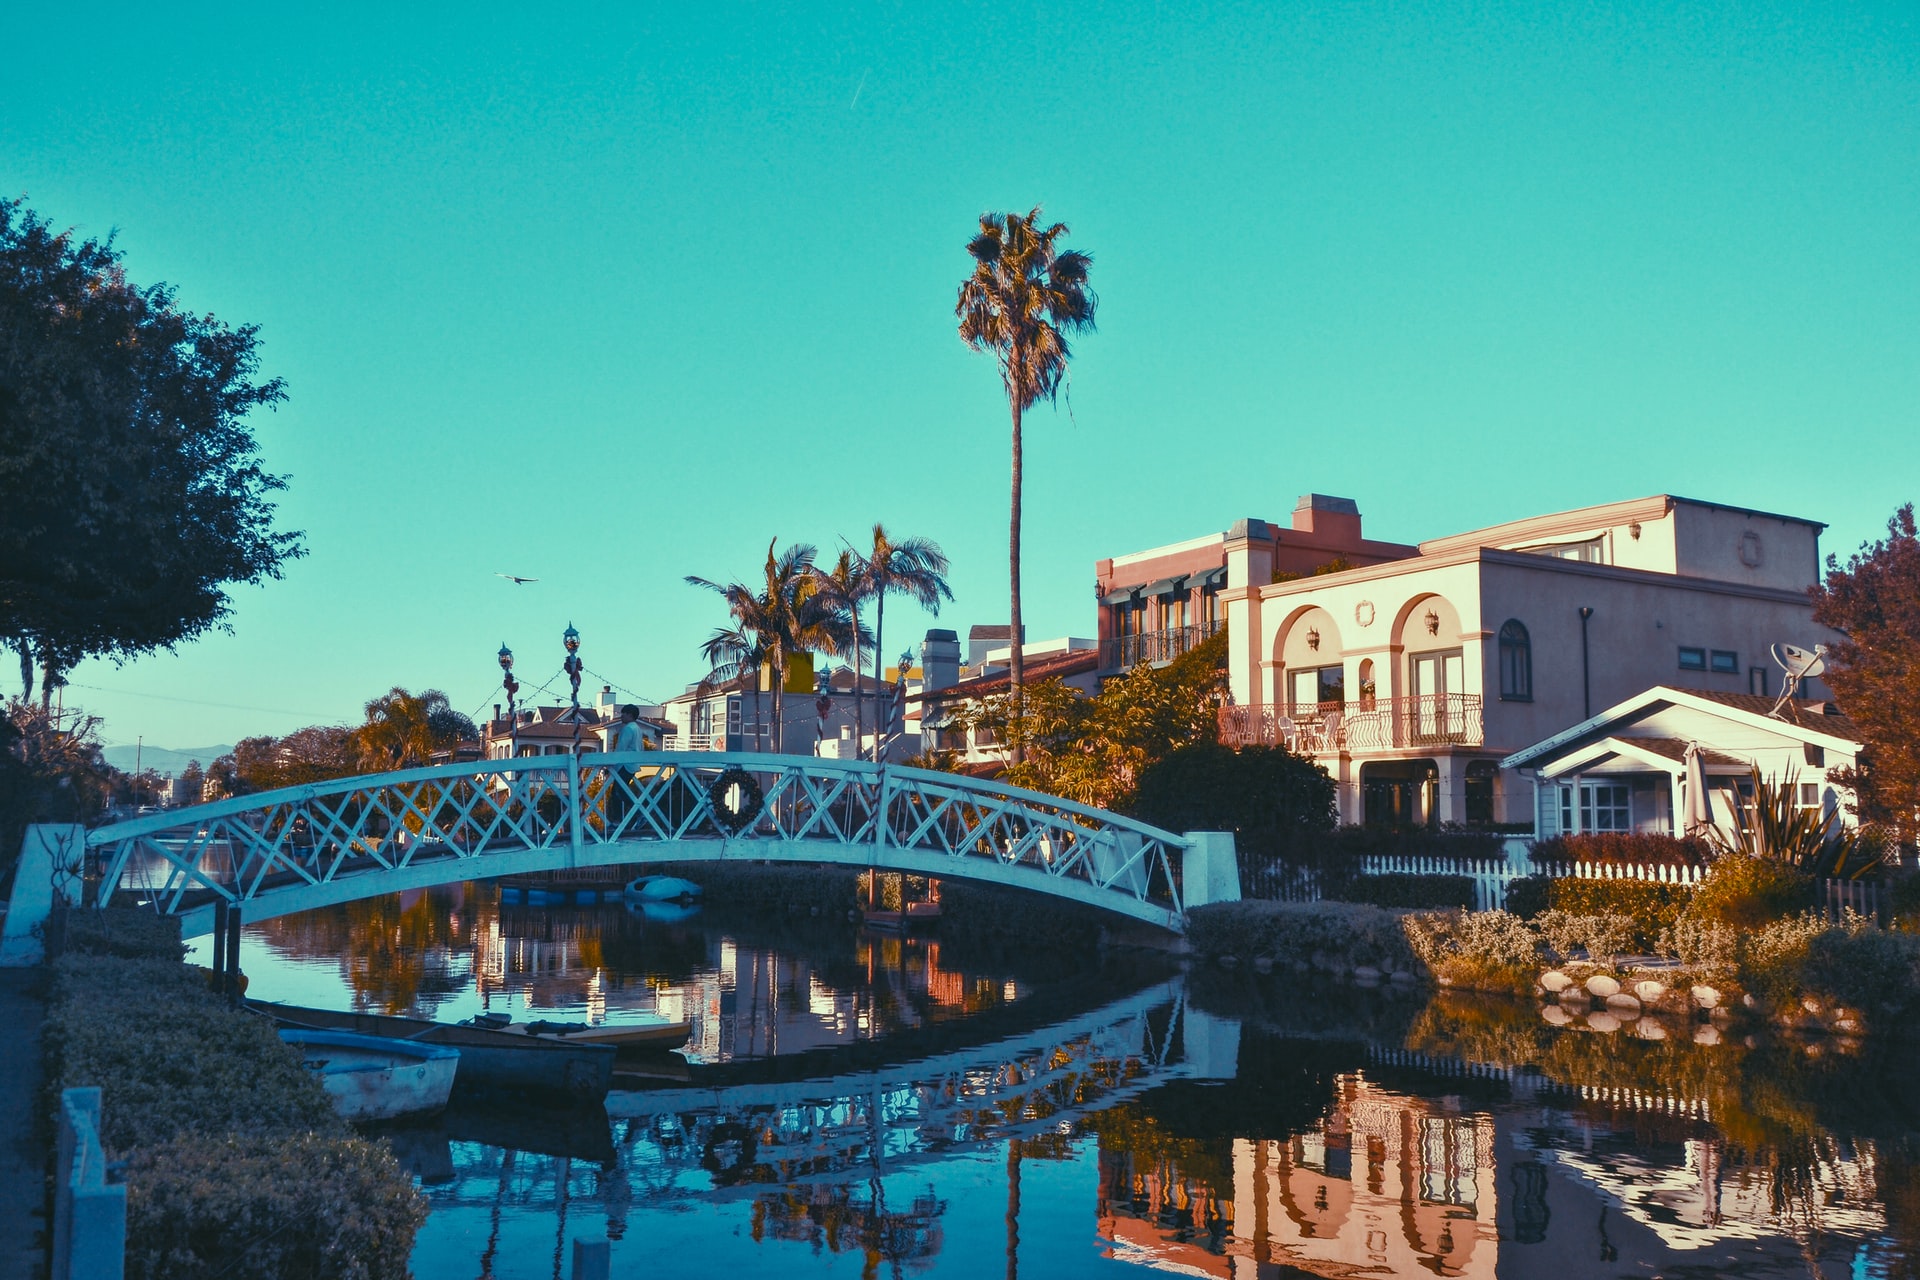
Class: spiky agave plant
1709,767,1878,880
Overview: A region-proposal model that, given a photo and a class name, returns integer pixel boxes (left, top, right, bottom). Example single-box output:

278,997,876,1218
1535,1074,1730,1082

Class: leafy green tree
1131,741,1338,859
0,198,302,703
1810,503,1920,828
687,541,858,752
177,759,204,803
956,209,1095,763
0,700,113,882
212,724,358,794
860,525,951,760
957,631,1225,809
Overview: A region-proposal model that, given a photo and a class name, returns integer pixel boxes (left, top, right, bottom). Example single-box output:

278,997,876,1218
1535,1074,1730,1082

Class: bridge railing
86,753,1195,926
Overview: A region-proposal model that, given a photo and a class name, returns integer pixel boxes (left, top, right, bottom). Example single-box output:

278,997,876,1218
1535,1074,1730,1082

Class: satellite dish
1771,643,1827,680
1767,642,1830,720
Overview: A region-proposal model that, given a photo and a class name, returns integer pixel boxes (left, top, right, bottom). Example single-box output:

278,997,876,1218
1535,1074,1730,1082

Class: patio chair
1309,711,1343,754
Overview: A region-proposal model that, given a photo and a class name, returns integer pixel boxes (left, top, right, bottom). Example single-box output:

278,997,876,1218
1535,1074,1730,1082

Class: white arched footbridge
80,753,1240,937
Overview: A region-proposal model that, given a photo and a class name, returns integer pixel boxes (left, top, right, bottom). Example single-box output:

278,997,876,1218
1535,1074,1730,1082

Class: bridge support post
1179,832,1240,910
2,825,85,967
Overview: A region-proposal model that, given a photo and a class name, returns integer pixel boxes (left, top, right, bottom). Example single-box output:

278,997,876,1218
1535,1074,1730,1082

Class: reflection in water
238,885,1023,1064
221,889,1920,1278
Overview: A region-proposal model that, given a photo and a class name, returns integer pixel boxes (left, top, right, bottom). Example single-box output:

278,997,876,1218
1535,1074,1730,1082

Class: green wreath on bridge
707,767,764,836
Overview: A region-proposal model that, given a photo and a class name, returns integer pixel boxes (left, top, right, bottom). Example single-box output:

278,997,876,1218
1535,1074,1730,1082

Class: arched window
1498,620,1532,701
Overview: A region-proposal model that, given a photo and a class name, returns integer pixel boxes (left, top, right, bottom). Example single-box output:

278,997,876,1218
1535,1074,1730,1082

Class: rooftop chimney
1292,494,1363,541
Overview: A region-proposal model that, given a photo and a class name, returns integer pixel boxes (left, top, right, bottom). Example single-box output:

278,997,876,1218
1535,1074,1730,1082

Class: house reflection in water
1098,1074,1496,1278
1097,1065,1889,1279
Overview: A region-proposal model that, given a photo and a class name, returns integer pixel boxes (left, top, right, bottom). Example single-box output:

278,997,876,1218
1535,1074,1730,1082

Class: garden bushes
1689,855,1814,928
1503,876,1692,951
46,953,425,1279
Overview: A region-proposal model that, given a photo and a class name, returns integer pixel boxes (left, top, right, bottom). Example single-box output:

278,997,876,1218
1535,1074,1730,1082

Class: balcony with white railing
1100,620,1221,671
1217,694,1484,753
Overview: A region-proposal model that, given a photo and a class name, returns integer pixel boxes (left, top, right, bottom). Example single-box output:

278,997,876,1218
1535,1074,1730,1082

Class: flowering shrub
1662,914,1740,977
1402,910,1540,993
1533,910,1635,967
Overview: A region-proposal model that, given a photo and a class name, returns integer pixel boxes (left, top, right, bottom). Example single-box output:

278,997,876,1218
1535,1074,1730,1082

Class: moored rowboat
280,1029,459,1121
253,1001,616,1101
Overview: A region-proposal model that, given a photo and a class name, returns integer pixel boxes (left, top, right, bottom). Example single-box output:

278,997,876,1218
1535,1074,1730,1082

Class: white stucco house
1499,687,1863,841
1208,493,1840,826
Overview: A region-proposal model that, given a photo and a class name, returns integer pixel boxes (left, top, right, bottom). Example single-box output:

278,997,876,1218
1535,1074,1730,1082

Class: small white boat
624,875,703,904
281,1029,460,1121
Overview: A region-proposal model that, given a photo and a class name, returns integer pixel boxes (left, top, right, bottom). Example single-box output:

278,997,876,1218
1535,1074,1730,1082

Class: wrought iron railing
1217,694,1484,752
1100,620,1220,671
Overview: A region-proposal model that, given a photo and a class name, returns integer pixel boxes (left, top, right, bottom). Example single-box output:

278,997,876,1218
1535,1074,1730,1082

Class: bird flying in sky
495,573,539,585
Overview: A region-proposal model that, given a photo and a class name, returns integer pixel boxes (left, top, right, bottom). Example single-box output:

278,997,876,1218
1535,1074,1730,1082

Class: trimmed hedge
1331,873,1475,910
1531,832,1707,867
1186,901,1419,975
46,954,425,1279
56,906,186,961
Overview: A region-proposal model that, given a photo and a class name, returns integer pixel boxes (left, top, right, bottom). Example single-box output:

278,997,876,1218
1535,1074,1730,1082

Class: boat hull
255,1002,616,1101
280,1030,459,1122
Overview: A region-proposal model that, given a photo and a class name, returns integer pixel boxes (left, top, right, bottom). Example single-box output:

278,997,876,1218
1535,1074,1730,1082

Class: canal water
195,883,1920,1279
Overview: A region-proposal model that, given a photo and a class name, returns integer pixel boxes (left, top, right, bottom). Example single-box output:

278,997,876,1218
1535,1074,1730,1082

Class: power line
66,683,346,722
584,666,663,707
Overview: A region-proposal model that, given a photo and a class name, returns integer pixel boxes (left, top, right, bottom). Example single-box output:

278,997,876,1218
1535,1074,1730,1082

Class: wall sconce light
1629,522,1642,541
1306,627,1320,651
1423,609,1439,636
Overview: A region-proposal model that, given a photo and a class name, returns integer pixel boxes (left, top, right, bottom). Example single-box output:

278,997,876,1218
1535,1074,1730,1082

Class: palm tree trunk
770,645,785,753
850,606,864,764
871,592,887,762
1009,398,1025,766
17,640,33,703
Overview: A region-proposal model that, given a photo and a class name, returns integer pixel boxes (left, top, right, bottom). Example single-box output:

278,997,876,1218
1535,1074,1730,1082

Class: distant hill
100,744,233,777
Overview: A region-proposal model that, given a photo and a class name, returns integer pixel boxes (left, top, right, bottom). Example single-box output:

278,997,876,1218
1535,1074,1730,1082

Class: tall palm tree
863,524,952,761
815,548,873,759
688,541,857,753
957,208,1096,763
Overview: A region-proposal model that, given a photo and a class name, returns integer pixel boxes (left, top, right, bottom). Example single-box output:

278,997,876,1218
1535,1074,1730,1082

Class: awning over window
1194,566,1228,589
1100,585,1143,605
1144,575,1188,597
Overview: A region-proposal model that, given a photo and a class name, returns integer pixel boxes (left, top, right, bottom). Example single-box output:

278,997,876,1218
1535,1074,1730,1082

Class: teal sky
8,2,1917,752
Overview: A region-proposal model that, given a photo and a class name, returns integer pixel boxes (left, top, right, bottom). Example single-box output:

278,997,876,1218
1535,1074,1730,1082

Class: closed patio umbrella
1682,741,1716,836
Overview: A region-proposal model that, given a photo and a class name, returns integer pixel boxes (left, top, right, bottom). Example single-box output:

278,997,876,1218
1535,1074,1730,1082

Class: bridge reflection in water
393,996,1909,1280
220,889,1913,1277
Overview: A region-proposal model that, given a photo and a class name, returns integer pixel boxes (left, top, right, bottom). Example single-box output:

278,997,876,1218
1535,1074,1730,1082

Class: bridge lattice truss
428,982,1212,1208
87,753,1191,930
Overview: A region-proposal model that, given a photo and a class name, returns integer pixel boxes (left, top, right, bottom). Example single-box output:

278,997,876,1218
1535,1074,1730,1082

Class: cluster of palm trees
687,526,951,757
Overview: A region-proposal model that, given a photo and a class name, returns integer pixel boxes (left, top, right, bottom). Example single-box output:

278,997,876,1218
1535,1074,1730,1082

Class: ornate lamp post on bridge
498,643,520,762
563,623,584,753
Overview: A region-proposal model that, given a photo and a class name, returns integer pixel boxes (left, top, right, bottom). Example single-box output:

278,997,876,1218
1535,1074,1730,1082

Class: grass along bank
45,908,424,1280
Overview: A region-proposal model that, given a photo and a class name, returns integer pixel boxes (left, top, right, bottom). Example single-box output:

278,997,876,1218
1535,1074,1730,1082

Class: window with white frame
1559,784,1574,835
1579,782,1631,832
727,698,742,738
